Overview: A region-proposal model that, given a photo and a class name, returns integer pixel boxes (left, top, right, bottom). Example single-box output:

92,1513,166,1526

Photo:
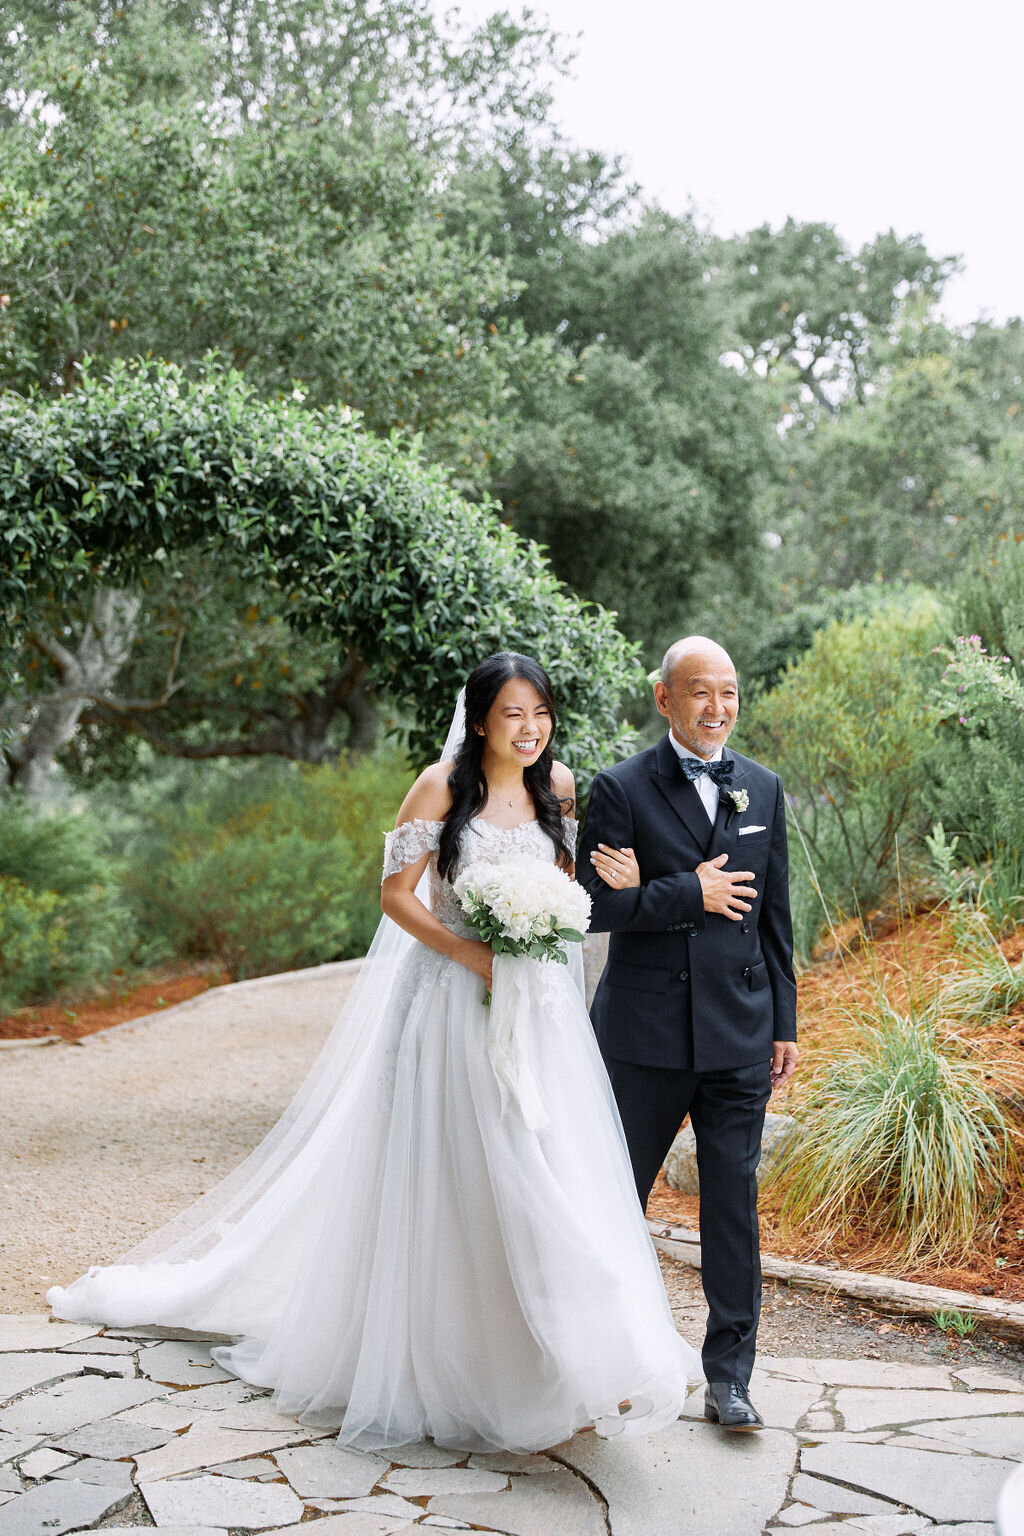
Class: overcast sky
451,0,1022,327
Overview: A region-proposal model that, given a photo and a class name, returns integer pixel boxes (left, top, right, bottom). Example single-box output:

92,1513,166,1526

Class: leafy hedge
124,755,412,980
0,798,133,1012
0,356,641,787
739,595,947,953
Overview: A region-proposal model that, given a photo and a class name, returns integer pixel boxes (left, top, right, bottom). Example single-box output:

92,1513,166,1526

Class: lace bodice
383,816,579,933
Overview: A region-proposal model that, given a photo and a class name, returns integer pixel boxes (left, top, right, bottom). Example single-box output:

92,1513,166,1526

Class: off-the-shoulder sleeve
562,815,579,859
382,818,444,879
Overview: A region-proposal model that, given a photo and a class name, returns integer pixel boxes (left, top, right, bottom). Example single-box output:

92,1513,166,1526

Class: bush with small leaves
0,355,641,792
124,754,413,979
739,594,947,955
0,798,134,1011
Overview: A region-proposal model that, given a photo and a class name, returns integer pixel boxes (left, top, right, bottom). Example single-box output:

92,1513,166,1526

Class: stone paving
0,1315,1020,1534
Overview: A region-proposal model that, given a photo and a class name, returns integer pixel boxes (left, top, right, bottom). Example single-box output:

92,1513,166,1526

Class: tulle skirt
49,945,700,1452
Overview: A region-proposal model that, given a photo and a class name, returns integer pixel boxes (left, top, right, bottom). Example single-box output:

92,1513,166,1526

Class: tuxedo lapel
706,760,751,864
651,733,714,855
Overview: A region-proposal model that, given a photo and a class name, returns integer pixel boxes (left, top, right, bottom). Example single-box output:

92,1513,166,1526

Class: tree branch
26,628,79,680
83,650,378,765
86,708,302,761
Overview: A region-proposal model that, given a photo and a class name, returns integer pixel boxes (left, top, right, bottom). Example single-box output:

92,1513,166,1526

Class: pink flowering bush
933,634,1024,731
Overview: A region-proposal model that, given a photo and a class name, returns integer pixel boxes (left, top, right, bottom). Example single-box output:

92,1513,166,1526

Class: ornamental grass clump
941,955,1024,1026
927,823,1024,1025
769,998,1013,1265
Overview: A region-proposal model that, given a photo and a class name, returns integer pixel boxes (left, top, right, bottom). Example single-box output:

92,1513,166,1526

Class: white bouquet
454,855,591,1003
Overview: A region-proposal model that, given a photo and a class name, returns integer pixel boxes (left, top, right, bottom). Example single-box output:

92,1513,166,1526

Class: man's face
654,655,739,759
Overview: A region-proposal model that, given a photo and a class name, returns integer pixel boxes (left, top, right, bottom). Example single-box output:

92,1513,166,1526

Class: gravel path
0,966,358,1311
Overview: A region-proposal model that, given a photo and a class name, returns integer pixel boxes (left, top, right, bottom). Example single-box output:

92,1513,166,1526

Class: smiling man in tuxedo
578,635,798,1432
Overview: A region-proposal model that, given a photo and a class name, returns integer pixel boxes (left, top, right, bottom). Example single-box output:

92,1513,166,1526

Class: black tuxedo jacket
578,733,797,1073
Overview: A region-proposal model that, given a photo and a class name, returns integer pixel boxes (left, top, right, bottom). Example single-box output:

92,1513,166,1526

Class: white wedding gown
49,815,699,1452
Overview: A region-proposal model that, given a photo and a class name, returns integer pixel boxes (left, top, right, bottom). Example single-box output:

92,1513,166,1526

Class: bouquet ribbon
487,954,549,1133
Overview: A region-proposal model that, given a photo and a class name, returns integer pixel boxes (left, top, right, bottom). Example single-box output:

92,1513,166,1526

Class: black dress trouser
603,1055,772,1388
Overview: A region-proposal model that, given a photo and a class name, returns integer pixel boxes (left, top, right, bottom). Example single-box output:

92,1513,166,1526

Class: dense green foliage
0,798,133,1011
0,356,641,787
6,0,1020,772
0,0,580,784
476,199,776,645
714,219,958,412
2,0,1023,1062
765,348,1024,593
125,754,411,978
0,0,559,490
739,597,946,953
926,545,1024,932
742,582,927,696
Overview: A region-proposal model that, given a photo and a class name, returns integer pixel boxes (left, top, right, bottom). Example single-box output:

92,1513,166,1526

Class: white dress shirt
667,730,724,824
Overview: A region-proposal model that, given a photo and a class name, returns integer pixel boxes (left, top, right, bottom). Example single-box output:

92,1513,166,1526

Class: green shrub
0,798,133,1011
953,538,1024,667
125,753,411,980
768,1000,1012,1264
135,830,357,980
932,731,1024,931
0,355,643,791
740,594,947,955
932,699,1024,935
930,542,1024,930
0,878,65,1013
744,581,929,695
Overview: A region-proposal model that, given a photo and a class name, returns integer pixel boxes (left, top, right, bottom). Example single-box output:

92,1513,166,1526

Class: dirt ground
659,1250,1024,1378
648,1167,1024,1305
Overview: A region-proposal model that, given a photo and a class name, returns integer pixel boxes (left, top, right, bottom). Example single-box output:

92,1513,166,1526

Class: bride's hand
590,844,641,890
458,939,494,990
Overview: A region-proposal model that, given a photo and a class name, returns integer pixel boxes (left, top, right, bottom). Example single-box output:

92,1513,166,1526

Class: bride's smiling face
479,678,552,769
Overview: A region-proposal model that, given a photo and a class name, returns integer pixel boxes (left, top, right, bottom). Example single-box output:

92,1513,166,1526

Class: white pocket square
737,825,767,835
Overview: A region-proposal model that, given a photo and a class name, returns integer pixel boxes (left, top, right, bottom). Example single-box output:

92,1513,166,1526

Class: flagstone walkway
0,1315,1020,1535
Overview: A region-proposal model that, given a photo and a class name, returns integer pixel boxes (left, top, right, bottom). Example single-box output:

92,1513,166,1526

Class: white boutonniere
723,787,749,827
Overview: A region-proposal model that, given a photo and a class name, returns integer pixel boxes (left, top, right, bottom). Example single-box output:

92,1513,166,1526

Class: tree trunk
3,587,140,800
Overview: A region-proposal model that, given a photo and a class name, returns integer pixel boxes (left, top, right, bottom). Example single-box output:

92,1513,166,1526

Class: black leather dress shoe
704,1380,765,1431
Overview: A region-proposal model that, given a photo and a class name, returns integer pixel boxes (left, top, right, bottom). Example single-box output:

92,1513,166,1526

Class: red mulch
0,969,227,1043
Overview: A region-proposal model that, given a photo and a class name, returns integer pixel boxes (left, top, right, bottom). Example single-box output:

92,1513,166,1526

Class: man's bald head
660,635,735,686
655,635,739,759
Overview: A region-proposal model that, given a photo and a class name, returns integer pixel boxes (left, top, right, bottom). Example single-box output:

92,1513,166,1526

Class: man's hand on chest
696,853,758,920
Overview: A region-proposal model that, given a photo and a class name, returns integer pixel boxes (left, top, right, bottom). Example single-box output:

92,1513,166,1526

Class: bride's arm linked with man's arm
580,770,758,928
578,746,798,1092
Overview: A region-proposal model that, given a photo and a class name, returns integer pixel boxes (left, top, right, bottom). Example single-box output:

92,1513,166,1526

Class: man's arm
578,771,707,934
759,777,798,1067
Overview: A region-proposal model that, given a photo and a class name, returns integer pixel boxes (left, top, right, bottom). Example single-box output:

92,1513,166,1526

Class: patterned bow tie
680,755,734,788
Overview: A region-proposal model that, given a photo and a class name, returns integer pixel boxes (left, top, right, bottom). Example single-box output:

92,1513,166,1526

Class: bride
49,651,699,1452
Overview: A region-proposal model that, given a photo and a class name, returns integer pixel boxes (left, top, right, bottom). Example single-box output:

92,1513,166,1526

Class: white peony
454,855,591,962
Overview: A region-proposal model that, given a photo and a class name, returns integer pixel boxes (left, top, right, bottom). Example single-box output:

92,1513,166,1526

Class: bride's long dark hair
437,653,573,881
